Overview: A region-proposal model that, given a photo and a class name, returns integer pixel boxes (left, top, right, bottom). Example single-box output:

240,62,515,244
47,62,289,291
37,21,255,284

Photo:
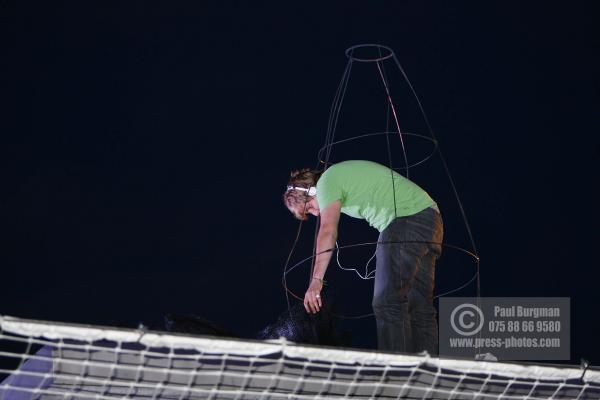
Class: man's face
303,198,320,218
289,197,320,220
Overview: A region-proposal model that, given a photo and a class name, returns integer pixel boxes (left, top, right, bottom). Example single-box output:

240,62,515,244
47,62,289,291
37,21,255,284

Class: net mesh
1,316,598,399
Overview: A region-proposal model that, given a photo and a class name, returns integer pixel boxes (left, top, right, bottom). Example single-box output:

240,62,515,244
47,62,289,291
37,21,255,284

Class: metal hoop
282,240,480,319
345,44,395,62
317,131,438,170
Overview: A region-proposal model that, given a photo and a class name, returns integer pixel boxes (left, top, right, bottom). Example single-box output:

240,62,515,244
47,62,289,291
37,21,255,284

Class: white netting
1,316,598,399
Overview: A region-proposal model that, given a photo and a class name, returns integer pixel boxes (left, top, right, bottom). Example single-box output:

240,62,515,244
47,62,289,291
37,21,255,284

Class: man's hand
304,278,323,314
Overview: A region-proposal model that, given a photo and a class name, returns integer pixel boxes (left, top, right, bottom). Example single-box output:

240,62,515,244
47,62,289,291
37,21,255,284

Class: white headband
286,186,317,197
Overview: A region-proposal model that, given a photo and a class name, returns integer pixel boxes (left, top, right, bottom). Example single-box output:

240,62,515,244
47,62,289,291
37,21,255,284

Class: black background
1,2,598,364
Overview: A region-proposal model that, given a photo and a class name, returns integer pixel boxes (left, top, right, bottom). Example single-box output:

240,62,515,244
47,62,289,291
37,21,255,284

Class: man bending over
283,160,443,355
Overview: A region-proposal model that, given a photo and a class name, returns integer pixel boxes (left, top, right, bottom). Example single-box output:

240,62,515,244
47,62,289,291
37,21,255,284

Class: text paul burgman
494,306,560,319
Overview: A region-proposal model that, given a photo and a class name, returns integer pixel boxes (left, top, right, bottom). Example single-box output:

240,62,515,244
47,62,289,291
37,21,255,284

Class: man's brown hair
283,168,322,220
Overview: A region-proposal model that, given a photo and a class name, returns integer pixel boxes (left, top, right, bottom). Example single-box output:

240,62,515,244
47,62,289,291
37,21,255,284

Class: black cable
391,52,480,268
281,218,306,317
375,60,410,180
322,59,354,168
377,55,399,221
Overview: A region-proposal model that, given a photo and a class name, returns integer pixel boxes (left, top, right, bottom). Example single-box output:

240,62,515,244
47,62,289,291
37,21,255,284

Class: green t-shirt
316,160,436,232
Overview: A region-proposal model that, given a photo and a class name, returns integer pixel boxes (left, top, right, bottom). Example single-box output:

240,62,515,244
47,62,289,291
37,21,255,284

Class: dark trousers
372,207,443,355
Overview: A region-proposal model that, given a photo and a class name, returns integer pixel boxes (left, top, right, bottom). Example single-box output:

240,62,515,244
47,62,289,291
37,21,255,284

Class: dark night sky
1,2,598,364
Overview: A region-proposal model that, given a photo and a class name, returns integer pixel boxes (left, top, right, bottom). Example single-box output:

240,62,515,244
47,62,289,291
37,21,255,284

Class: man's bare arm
304,200,342,313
